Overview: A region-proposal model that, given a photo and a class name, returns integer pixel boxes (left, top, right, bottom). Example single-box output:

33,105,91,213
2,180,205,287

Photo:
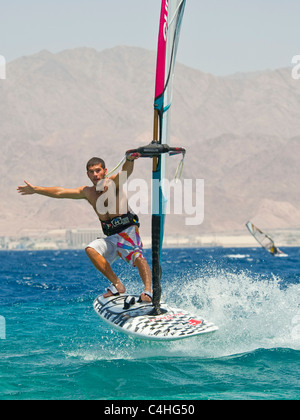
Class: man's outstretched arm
17,181,87,200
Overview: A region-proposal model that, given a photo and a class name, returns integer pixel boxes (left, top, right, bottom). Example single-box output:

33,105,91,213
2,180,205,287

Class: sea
0,247,299,401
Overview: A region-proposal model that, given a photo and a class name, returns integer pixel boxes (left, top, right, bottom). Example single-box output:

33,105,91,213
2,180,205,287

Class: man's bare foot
139,291,153,303
103,282,126,298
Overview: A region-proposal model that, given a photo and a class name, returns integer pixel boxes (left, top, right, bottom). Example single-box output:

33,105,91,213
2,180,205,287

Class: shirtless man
17,156,152,302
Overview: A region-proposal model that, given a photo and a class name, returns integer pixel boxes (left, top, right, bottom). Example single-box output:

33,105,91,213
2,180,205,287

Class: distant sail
246,222,284,256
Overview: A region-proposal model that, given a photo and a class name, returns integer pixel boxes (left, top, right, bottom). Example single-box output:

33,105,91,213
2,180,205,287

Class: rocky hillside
0,46,299,237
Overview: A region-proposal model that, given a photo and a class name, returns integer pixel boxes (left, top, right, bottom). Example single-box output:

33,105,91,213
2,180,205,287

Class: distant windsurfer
17,156,153,302
270,245,285,257
246,222,287,257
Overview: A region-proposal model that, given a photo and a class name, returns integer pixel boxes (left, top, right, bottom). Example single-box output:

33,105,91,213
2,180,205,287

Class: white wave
225,254,250,259
164,266,300,358
66,265,300,362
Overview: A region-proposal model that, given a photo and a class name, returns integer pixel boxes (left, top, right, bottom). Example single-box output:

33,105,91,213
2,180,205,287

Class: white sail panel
246,222,276,253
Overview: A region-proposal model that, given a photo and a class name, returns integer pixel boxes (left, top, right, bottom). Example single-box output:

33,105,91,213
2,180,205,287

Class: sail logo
0,55,6,80
292,55,300,80
0,316,6,340
163,0,169,41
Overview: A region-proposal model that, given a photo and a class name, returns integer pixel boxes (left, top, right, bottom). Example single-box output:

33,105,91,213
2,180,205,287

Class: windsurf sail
152,0,187,314
246,222,280,256
94,1,219,339
125,0,187,314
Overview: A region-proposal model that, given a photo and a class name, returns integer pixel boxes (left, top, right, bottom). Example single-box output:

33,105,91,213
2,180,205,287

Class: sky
1,0,299,75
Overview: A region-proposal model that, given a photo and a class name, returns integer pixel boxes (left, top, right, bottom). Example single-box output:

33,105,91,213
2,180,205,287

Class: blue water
0,247,299,400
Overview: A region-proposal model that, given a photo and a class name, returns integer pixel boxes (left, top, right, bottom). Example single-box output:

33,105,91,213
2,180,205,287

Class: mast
152,0,187,314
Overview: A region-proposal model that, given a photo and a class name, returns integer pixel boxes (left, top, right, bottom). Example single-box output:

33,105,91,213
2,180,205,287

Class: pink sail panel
155,0,169,100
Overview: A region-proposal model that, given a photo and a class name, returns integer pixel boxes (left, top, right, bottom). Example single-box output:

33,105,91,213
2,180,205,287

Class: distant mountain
1,46,299,237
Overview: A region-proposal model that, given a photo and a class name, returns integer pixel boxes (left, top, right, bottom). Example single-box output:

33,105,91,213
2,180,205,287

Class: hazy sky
1,0,299,75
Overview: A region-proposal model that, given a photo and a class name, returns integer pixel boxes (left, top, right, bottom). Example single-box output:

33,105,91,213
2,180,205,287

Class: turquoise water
0,247,299,400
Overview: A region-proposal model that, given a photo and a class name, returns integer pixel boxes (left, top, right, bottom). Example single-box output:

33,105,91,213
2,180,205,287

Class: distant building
66,229,103,249
0,237,8,249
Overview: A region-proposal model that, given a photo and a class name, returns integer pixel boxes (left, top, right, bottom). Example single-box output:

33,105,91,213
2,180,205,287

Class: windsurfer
17,156,153,303
270,245,284,256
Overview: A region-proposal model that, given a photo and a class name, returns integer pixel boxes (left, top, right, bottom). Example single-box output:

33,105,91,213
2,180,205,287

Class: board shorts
87,226,144,267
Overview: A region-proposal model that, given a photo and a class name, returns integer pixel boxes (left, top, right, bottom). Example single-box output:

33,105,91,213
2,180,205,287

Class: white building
66,229,103,249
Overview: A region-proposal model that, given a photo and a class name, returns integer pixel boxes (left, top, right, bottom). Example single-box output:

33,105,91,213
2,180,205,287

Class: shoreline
1,228,300,251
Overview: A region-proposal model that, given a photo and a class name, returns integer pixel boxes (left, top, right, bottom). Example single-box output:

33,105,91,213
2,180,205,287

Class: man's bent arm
111,155,138,188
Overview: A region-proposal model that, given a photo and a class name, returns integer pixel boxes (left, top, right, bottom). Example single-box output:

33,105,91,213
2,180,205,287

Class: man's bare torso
83,180,129,222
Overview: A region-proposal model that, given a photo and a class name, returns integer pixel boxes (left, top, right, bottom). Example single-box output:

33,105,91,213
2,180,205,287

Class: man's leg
85,247,126,296
135,257,152,302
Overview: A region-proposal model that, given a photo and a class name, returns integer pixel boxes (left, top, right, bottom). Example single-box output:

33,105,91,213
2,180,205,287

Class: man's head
86,157,107,186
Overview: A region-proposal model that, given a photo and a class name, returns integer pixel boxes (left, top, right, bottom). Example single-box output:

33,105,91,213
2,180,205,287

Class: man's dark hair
86,157,106,171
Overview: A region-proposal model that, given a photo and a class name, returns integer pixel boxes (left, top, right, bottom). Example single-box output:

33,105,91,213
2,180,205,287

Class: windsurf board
93,294,218,341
